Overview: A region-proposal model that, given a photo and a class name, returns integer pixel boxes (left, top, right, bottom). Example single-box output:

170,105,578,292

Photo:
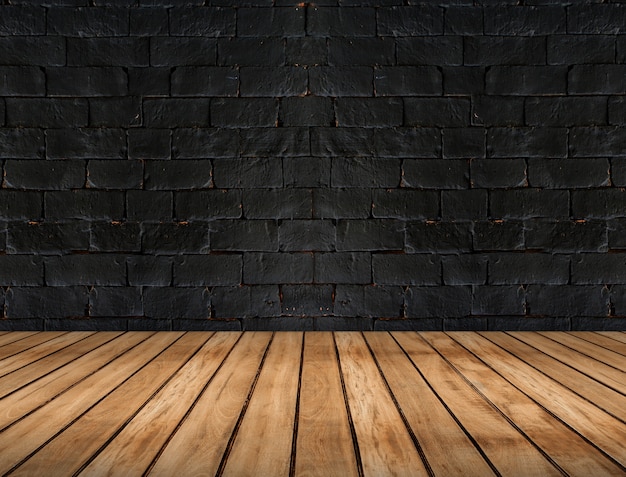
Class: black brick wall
1,0,625,331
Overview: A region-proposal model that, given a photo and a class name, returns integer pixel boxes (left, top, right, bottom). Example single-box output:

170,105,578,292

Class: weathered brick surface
1,1,625,331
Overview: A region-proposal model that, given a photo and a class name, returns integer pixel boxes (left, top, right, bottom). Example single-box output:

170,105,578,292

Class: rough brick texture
1,1,625,332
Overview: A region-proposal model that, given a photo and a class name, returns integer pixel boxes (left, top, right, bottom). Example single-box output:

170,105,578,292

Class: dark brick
151,38,217,66
48,7,129,36
572,190,626,219
488,317,570,331
444,318,488,332
144,287,209,319
176,190,242,221
212,285,279,318
313,189,371,219
173,319,241,332
0,37,65,66
486,66,567,96
472,96,524,127
90,222,141,252
375,66,442,96
7,222,89,254
490,190,569,219
45,191,124,220
279,220,335,252
406,222,472,253
127,191,173,221
526,285,609,317
443,128,485,159
284,157,330,188
404,98,470,127
335,284,404,318
464,37,546,66
442,254,488,286
0,256,44,286
308,6,375,37
172,66,238,96
445,7,483,35
372,190,439,220
48,67,127,97
528,158,609,189
280,97,333,127
174,255,242,286
45,255,126,286
128,67,170,96
89,97,142,128
489,253,569,285
473,221,525,251
332,157,400,188
47,128,126,159
310,66,373,97
68,38,148,67
0,129,43,159
335,98,401,127
127,256,172,286
87,160,142,189
6,99,88,128
173,128,239,159
282,285,334,316
526,97,606,127
313,317,373,332
6,287,89,319
238,7,305,37
375,128,441,158
212,220,278,252
218,38,284,66
398,37,462,66
315,252,370,284
569,66,626,95
130,8,168,36
471,159,527,189
0,6,45,35
406,286,471,318
244,189,311,219
570,317,626,332
142,223,210,254
441,190,488,220
337,220,404,252
329,38,394,66
377,6,443,36
488,127,567,158
402,159,469,189
442,66,485,95
240,128,310,157
128,129,171,159
4,160,84,190
213,158,282,189
568,4,626,34
241,317,312,331
90,287,142,317
170,7,235,37
286,38,327,66
211,98,277,128
0,66,45,96
241,67,307,96
244,252,313,284
373,254,439,286
144,99,209,128
612,158,626,187
609,97,626,126
484,6,565,35
569,127,626,157
572,254,626,285
374,319,442,331
472,286,525,316
547,35,615,65
311,128,375,157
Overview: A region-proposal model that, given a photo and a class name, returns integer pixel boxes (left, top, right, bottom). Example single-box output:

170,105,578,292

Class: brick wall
1,0,625,331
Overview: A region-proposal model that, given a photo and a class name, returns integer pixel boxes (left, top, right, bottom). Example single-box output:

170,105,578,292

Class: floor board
0,331,624,477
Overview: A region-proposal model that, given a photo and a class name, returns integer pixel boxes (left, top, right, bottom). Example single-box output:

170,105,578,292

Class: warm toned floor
0,331,624,476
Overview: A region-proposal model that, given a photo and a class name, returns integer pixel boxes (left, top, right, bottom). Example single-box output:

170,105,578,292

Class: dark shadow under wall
0,0,625,331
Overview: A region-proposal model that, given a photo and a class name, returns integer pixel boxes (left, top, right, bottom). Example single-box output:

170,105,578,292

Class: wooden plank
0,332,39,348
0,332,152,431
395,332,562,477
335,332,429,477
0,332,67,360
0,332,122,400
450,332,626,468
14,332,216,477
220,332,303,477
601,332,626,345
576,332,626,356
364,332,495,477
148,332,272,476
76,332,241,477
543,331,626,369
424,332,626,476
0,332,183,475
295,332,359,477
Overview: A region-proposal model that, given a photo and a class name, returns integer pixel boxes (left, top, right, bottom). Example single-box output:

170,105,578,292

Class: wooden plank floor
0,331,625,476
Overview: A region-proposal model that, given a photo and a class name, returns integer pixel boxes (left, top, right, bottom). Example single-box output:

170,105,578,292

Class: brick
488,127,567,158
472,96,524,127
6,99,88,128
486,66,567,96
329,38,394,66
335,98,401,127
398,37,462,66
128,67,170,96
211,98,278,128
547,35,615,65
472,286,525,316
279,220,335,252
47,128,126,159
45,191,124,220
238,7,305,37
374,66,442,96
286,38,327,66
375,128,441,158
45,255,125,286
335,284,404,318
172,66,238,96
526,97,606,127
406,222,472,253
441,190,488,220
89,97,142,128
526,285,608,317
337,220,404,251
48,67,127,97
612,158,626,187
442,66,485,95
404,98,470,127
213,158,282,188
443,128,485,160
569,66,626,95
490,190,569,219
332,158,401,187
144,287,209,319
0,66,45,96
244,189,311,219
488,317,569,331
143,223,209,254
212,285,279,318
473,220,525,251
68,38,149,66
470,159,527,189
7,222,89,254
240,128,310,157
144,99,209,128
402,159,469,189
145,160,212,190
211,220,278,252
528,158,609,189
218,38,284,66
372,190,439,220
127,256,172,286
174,255,241,286
173,128,239,159
241,67,307,96
87,160,143,189
315,252,371,284
151,38,217,66
464,37,546,66
313,189,371,219
572,190,626,219
127,191,172,221
282,285,334,316
130,8,168,36
619,37,626,64
48,7,129,36
90,287,142,317
609,219,626,249
373,254,440,285
572,254,626,285
568,4,626,34
308,7,375,37
609,97,626,126
445,6,483,35
170,7,235,36
310,66,373,97
244,252,313,284
311,128,375,157
484,6,565,35
442,254,488,286
5,160,85,190
377,6,443,36
406,286,471,318
90,222,141,252
176,190,242,221
0,256,44,286
284,157,330,188
0,37,65,66
6,287,89,319
0,129,44,158
0,6,45,35
569,127,626,157
280,97,334,127
128,129,171,159
489,253,569,285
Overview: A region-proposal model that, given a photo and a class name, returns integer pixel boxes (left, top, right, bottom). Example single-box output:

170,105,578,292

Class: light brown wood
601,331,626,345
574,332,626,356
0,331,67,361
0,331,39,348
543,331,626,370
